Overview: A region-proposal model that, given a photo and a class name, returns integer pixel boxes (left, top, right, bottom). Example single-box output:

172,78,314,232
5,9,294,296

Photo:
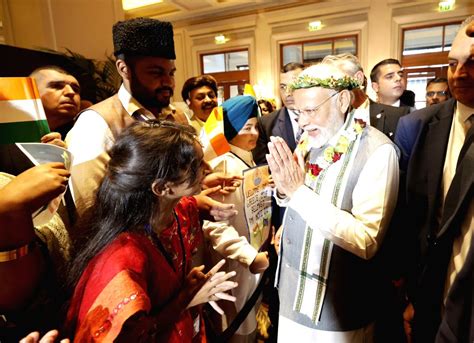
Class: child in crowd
203,95,270,342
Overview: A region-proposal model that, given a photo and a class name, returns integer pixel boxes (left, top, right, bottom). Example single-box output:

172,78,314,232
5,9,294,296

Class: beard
129,77,174,110
306,114,344,149
144,86,174,109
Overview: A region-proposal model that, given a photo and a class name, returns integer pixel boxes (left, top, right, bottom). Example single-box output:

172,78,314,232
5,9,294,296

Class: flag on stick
199,106,230,161
0,77,50,144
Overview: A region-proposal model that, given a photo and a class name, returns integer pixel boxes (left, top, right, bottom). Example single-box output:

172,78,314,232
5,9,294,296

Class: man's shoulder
399,98,455,127
74,94,120,122
88,94,121,112
365,125,396,149
370,102,407,118
260,107,286,125
65,106,113,154
67,108,108,139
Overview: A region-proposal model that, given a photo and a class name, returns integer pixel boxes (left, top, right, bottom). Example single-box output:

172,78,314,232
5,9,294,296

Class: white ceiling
124,0,324,24
123,0,472,27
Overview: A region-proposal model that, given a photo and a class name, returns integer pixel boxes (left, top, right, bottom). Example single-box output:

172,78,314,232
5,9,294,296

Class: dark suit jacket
396,99,456,172
405,99,473,342
370,100,411,141
435,142,474,343
253,107,296,165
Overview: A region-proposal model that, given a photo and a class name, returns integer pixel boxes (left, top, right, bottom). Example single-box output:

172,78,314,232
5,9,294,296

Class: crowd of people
0,13,472,343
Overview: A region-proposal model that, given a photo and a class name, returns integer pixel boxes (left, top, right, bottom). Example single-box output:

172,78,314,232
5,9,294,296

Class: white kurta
276,142,399,342
203,145,261,336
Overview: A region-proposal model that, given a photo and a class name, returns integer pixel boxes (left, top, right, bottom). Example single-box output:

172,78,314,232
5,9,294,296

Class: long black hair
67,120,200,291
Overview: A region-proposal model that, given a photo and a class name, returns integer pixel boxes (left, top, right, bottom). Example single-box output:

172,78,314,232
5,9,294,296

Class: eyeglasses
426,91,449,97
293,91,340,117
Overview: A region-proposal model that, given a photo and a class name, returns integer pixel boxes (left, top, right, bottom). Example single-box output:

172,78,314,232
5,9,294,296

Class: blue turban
222,95,258,142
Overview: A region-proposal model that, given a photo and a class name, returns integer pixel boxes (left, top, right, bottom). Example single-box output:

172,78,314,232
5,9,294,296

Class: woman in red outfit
65,121,237,342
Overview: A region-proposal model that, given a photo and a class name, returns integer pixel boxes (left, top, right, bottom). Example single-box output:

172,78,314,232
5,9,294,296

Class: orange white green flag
199,106,230,161
0,77,50,144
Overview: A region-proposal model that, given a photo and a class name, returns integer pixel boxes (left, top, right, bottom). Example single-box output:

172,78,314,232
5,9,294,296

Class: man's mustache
202,101,217,109
155,87,174,96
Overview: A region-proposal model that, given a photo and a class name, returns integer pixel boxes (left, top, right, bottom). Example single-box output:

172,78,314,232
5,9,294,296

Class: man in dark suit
435,141,473,342
253,62,304,165
398,16,474,342
369,58,414,140
370,58,412,109
369,101,411,141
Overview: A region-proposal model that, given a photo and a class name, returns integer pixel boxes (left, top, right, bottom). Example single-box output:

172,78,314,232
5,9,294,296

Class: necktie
295,128,303,144
457,114,474,168
464,114,474,132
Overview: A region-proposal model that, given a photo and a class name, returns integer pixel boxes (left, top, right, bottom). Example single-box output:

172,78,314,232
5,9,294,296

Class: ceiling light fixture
438,0,455,12
215,34,229,45
308,21,322,32
122,0,162,11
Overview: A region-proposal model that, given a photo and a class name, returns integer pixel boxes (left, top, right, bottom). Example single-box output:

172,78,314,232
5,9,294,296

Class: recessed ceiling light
308,21,322,32
122,0,163,11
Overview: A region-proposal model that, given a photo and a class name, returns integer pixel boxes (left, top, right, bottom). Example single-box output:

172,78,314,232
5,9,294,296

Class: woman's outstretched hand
185,259,238,314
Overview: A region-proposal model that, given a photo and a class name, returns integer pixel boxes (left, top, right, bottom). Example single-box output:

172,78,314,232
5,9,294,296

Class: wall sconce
438,0,455,12
215,34,229,45
308,21,322,32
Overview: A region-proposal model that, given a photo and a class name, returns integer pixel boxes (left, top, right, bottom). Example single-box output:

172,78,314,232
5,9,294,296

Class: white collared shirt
117,83,178,121
390,99,401,107
443,101,474,303
117,84,151,117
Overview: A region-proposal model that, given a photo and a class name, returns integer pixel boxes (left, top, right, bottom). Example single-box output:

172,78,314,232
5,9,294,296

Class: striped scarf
291,108,366,323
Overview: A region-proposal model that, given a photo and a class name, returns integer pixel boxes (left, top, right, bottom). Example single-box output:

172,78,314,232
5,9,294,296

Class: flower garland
300,118,367,180
289,75,360,92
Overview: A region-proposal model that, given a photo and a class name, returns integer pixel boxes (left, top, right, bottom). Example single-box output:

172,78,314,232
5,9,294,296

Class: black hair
67,121,200,291
426,77,449,88
181,75,218,103
370,58,402,83
29,65,72,77
258,99,274,114
400,90,416,107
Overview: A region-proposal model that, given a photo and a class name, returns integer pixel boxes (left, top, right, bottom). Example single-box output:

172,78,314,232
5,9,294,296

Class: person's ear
186,99,191,106
354,71,365,89
371,81,379,93
116,59,131,80
151,180,171,197
338,90,351,113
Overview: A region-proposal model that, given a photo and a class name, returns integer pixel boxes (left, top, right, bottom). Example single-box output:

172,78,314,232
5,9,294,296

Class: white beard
306,115,344,150
307,129,332,149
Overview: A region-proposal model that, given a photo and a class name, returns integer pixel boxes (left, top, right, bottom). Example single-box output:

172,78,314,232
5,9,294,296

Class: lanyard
145,211,187,282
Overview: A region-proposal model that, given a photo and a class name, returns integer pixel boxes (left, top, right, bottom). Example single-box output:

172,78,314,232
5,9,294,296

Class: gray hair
459,15,474,30
322,53,363,77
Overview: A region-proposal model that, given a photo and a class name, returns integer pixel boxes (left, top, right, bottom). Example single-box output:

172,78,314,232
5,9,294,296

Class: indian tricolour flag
199,106,230,161
0,77,50,144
